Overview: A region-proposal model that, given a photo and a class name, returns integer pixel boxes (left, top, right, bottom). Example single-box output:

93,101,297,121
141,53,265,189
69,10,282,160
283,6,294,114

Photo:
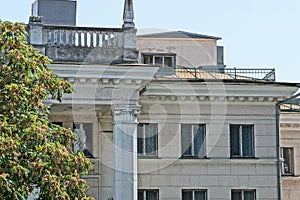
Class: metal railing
281,99,300,112
176,66,276,81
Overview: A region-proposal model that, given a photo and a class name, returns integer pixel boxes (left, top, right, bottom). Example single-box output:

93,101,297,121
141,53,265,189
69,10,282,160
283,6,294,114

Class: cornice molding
280,123,300,128
66,77,146,86
49,64,159,81
141,95,284,103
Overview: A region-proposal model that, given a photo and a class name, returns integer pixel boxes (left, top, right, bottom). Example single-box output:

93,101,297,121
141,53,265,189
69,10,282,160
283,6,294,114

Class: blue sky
0,0,299,82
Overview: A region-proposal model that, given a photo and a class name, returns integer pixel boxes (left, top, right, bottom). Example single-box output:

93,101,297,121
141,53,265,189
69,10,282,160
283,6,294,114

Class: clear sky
0,0,299,82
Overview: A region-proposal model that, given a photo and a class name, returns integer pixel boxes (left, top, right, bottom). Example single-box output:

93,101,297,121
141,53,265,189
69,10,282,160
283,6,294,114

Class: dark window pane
182,191,193,200
143,55,153,65
137,125,144,154
164,56,173,67
182,124,192,156
146,190,158,200
145,124,157,155
195,191,206,200
282,148,294,175
244,191,255,200
138,191,144,200
83,123,93,156
231,191,242,200
52,122,63,126
242,126,254,157
155,56,163,66
73,123,93,157
137,124,157,156
194,125,206,157
230,125,240,156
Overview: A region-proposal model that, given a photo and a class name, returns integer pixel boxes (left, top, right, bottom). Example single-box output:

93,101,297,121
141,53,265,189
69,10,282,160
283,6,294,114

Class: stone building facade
280,103,300,200
26,0,299,200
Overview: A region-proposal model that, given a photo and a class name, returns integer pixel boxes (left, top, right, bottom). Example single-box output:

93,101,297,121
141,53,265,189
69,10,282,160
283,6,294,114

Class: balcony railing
175,66,276,81
43,26,124,48
28,17,137,63
281,99,300,112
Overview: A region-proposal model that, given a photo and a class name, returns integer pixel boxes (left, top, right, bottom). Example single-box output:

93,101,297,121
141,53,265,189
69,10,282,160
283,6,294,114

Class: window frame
138,189,159,200
181,124,206,158
230,124,255,158
73,122,94,158
141,52,176,68
281,147,294,176
231,189,256,200
182,189,207,200
137,123,158,157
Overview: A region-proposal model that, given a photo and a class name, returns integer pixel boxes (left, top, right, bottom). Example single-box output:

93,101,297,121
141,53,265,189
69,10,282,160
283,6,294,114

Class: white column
112,104,139,200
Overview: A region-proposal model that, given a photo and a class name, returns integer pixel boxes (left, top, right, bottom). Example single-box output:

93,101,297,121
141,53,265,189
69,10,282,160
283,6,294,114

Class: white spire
123,0,135,29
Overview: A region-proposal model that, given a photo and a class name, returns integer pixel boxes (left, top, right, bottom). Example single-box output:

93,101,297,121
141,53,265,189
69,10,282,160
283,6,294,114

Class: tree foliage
0,20,94,199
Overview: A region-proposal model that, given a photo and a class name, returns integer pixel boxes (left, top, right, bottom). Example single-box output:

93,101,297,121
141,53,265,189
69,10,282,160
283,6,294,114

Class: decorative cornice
141,95,283,103
280,123,300,128
67,77,147,86
49,63,159,81
143,82,298,100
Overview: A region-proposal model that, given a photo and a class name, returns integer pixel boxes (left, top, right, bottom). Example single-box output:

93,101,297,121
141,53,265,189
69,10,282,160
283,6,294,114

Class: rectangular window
281,147,294,175
138,190,159,200
137,123,158,157
143,55,153,65
181,124,206,158
182,190,207,200
230,125,254,158
142,53,176,68
73,123,93,158
52,121,63,127
231,190,256,200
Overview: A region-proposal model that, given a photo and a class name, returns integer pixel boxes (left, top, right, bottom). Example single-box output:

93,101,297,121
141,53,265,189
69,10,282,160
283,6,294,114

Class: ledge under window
229,156,258,159
138,156,160,159
180,156,209,159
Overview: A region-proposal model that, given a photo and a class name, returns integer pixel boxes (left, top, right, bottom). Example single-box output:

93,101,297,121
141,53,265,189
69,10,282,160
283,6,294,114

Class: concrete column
112,104,139,200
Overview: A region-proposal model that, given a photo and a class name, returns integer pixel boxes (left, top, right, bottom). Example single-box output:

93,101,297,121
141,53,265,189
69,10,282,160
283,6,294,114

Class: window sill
138,156,160,159
180,156,209,159
282,174,296,177
229,157,258,159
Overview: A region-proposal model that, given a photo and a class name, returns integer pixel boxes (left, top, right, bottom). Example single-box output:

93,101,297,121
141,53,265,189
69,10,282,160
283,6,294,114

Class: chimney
31,0,77,26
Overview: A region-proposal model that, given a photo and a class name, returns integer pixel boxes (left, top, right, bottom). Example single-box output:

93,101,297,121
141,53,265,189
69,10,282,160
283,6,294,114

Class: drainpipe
275,104,282,200
275,91,300,200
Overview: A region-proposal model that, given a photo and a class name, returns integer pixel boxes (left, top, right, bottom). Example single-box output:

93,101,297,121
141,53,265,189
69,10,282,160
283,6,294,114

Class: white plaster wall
138,161,277,200
137,38,217,67
137,99,278,200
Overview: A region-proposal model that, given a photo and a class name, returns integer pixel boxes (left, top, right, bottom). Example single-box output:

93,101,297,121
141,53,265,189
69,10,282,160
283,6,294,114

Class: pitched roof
137,31,221,40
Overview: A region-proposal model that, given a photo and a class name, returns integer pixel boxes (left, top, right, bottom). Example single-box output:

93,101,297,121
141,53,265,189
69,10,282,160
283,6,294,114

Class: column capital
112,104,140,124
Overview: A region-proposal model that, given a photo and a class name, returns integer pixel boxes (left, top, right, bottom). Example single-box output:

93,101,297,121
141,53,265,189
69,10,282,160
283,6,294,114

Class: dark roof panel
138,31,221,40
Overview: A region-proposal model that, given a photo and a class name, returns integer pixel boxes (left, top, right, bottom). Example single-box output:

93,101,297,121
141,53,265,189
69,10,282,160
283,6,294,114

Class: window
142,53,176,68
230,125,254,158
52,121,63,127
138,190,159,200
182,190,207,200
281,147,294,175
73,123,93,158
181,124,206,158
137,123,158,156
231,190,256,200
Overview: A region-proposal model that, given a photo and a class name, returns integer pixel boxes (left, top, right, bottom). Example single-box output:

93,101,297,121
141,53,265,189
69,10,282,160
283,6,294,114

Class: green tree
0,20,94,199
